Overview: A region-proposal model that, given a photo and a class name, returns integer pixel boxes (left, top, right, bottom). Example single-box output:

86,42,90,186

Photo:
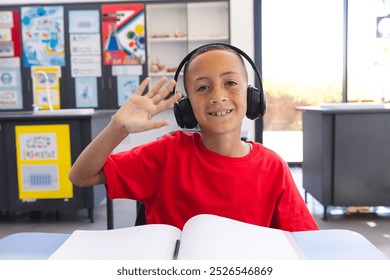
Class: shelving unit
145,1,229,92
187,1,229,49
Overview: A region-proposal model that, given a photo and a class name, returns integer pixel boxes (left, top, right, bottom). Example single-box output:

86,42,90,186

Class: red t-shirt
104,131,319,231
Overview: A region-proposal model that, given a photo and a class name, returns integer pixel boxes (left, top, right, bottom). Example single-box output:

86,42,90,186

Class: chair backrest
135,201,146,226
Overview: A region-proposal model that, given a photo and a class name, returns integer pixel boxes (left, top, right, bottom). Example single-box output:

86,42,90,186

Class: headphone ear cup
174,97,198,129
246,86,266,119
259,88,266,116
173,102,185,128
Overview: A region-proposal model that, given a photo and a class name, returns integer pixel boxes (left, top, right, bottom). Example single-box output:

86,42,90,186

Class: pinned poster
31,66,61,109
68,10,102,78
21,6,65,66
75,77,98,108
117,75,139,106
102,4,145,65
15,124,73,199
0,57,22,110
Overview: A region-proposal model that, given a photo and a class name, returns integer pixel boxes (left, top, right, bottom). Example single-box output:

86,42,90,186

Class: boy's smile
208,108,233,117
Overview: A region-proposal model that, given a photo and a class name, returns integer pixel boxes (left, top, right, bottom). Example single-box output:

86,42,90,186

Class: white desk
0,229,388,260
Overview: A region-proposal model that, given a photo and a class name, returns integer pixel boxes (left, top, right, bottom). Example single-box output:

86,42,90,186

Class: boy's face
185,49,248,134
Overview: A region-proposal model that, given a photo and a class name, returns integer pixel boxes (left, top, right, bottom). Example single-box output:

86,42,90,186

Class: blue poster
117,75,139,106
21,6,65,66
75,77,98,108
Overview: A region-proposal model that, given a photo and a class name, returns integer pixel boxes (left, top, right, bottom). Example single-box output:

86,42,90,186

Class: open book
49,214,306,260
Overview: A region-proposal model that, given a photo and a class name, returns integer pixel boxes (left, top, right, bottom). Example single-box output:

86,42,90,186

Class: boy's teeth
210,110,232,116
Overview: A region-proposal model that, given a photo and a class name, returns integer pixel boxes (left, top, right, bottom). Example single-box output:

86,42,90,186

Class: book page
178,214,305,260
49,224,181,260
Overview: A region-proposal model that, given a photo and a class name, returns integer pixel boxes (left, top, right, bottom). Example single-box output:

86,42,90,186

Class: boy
69,44,319,231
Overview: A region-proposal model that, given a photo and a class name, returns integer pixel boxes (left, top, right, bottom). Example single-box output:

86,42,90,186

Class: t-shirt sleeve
103,139,167,201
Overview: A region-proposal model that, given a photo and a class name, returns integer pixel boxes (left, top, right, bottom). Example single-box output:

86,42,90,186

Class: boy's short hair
182,43,248,94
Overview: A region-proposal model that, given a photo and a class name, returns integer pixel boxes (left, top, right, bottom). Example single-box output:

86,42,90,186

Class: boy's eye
196,85,208,92
226,80,238,87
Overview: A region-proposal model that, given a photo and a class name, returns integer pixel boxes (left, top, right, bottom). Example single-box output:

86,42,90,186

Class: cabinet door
301,111,334,205
334,113,390,205
4,120,92,212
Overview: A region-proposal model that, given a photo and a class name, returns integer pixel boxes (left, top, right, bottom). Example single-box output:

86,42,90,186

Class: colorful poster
15,124,73,199
21,6,65,66
102,4,145,65
0,57,22,109
31,66,61,109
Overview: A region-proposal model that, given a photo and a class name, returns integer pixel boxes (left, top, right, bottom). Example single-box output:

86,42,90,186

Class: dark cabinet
0,111,114,221
299,106,390,219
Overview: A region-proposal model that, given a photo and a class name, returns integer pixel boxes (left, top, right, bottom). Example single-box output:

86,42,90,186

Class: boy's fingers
152,79,177,103
134,77,152,96
145,77,169,98
156,91,182,111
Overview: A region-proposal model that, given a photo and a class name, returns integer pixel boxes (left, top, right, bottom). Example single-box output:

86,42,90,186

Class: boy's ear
174,97,198,129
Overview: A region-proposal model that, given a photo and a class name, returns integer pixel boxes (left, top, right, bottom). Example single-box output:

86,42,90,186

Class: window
347,0,390,102
262,0,343,162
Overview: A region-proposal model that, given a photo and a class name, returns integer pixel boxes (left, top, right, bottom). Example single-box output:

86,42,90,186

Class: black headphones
172,43,266,129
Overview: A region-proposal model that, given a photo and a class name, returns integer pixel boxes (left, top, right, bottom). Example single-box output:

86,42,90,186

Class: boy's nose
210,89,228,104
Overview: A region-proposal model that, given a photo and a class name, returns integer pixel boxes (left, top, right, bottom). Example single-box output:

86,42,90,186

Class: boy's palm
113,77,182,134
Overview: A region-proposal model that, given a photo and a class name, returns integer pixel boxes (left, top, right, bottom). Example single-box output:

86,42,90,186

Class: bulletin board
15,124,73,199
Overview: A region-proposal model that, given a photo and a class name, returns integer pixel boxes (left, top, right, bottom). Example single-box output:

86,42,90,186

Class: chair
135,201,146,226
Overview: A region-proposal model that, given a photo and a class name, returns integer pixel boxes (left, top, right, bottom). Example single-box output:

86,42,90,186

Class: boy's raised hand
112,77,182,135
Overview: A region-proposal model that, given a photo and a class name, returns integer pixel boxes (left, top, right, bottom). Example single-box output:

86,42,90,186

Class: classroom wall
0,0,256,148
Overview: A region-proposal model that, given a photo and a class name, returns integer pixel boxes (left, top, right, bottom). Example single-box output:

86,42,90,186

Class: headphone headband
172,43,263,95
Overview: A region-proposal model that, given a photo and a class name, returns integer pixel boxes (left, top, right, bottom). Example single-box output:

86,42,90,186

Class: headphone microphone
172,43,266,129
